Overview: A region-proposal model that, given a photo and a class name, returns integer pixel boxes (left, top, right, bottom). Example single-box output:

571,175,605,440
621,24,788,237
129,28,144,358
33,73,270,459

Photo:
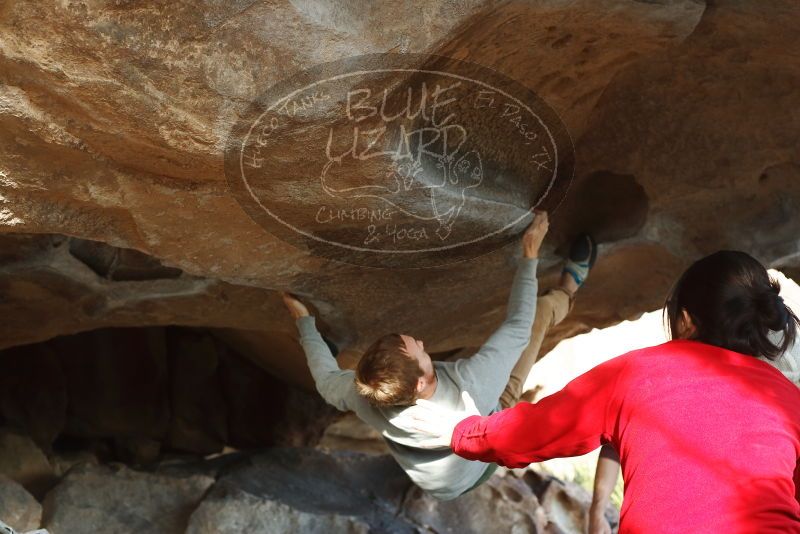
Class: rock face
1,0,799,372
404,474,549,534
41,464,215,534
1,4,796,528
31,447,610,534
0,419,612,533
185,487,371,534
319,417,621,533
0,475,42,533
0,430,57,498
1,3,797,530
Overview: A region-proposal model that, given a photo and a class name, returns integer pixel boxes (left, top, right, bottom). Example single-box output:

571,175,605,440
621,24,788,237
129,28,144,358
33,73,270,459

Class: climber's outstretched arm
452,211,546,410
281,292,359,412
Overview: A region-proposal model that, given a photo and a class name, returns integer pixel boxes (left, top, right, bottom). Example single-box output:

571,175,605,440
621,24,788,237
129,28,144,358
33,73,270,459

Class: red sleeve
451,353,632,468
794,458,800,504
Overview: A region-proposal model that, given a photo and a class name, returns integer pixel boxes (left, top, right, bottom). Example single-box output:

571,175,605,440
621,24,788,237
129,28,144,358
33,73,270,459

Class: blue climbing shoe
563,234,597,287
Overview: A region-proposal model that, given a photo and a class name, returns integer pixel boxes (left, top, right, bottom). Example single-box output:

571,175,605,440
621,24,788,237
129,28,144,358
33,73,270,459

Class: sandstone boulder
404,472,548,534
0,475,42,533
0,430,57,498
28,447,614,534
185,485,370,534
41,464,214,534
0,0,798,383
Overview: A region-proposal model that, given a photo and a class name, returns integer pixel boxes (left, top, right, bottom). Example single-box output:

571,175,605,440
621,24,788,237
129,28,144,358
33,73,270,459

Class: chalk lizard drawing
320,124,483,240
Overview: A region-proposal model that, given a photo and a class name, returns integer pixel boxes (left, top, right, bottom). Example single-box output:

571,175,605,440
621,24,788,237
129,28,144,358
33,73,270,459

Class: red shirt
452,339,800,533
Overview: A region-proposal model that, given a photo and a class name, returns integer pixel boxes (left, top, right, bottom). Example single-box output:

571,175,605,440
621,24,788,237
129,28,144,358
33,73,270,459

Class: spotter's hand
392,390,480,449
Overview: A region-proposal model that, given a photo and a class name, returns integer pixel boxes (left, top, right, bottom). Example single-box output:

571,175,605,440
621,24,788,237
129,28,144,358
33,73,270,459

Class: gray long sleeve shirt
296,257,539,500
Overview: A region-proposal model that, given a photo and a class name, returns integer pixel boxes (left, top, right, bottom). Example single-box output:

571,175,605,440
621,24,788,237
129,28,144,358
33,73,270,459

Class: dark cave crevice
0,326,337,466
67,237,183,281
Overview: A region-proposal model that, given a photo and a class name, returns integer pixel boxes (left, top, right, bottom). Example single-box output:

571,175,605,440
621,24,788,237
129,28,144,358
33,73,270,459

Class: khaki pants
498,287,574,409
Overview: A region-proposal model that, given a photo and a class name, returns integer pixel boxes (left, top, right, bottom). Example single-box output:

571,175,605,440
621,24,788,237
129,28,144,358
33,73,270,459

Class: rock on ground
41,464,214,534
0,475,42,533
35,447,613,534
403,472,548,534
185,485,369,534
0,430,56,498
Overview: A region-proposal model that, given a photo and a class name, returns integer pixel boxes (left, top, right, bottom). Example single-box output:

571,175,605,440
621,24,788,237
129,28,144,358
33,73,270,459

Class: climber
280,209,599,500
404,250,800,532
587,268,800,534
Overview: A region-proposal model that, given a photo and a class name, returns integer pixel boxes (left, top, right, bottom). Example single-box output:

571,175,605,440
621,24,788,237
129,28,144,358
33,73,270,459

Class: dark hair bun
756,290,789,332
666,250,799,360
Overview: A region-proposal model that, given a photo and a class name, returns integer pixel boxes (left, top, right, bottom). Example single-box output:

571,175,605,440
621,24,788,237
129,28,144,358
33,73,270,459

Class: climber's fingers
280,291,310,318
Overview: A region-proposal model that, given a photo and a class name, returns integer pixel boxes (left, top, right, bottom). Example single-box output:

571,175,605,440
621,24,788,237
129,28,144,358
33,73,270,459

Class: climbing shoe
563,233,597,287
